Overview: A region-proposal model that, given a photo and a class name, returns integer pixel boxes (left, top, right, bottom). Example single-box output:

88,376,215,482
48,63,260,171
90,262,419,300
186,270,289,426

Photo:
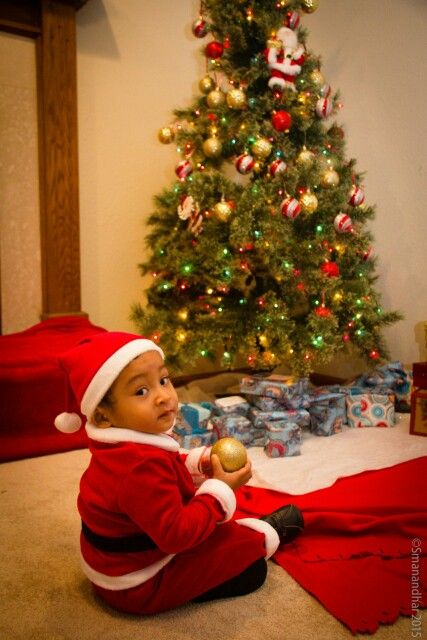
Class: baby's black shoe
260,504,304,544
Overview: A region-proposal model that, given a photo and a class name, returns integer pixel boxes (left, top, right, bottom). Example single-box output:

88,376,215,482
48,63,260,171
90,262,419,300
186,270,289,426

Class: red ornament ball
320,262,340,278
269,159,287,177
235,153,255,174
369,350,380,360
348,185,365,207
334,213,353,234
315,306,332,318
192,17,209,38
205,41,224,59
175,160,193,181
315,97,333,119
280,197,301,220
285,11,300,30
272,110,292,131
342,332,350,343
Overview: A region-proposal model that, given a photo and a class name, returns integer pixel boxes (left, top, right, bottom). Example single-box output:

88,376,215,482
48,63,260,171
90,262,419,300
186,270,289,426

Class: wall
76,0,427,375
0,32,41,334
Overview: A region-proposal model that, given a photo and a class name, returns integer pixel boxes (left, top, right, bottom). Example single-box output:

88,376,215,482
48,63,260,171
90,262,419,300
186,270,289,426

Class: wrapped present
210,413,254,445
173,430,215,449
264,422,302,458
214,395,250,416
246,394,288,412
240,374,311,409
350,361,412,412
346,393,395,428
248,406,310,429
309,392,345,436
177,403,212,434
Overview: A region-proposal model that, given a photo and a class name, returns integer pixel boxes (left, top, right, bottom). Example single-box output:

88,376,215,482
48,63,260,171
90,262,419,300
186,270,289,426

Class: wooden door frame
0,0,88,331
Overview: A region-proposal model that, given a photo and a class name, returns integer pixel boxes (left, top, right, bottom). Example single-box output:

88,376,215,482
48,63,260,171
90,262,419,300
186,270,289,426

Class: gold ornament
321,169,340,187
226,88,247,110
207,89,226,108
300,190,318,213
310,69,325,87
213,199,232,221
157,126,174,144
252,137,272,159
301,0,320,13
296,146,315,168
199,75,215,94
202,137,223,158
211,437,247,472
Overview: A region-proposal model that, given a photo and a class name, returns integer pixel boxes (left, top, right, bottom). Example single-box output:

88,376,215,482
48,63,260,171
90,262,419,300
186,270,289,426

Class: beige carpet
0,446,419,640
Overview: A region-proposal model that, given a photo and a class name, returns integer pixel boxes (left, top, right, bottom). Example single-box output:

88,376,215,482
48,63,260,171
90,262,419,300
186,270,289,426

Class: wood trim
37,0,83,317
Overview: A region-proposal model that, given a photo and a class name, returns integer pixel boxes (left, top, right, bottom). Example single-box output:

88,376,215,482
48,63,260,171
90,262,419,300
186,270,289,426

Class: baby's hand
210,454,252,491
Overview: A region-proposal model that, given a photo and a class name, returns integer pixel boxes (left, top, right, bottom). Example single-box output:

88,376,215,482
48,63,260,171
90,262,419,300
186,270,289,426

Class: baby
55,331,303,614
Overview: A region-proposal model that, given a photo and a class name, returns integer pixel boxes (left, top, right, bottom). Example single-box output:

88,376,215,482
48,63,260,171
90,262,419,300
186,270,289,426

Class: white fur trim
80,552,174,591
81,339,164,419
185,446,209,476
85,423,180,451
195,479,236,522
54,412,82,433
277,26,297,49
235,518,280,559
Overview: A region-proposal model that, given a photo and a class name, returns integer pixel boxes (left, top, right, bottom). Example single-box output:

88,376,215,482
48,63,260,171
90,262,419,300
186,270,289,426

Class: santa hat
54,332,164,433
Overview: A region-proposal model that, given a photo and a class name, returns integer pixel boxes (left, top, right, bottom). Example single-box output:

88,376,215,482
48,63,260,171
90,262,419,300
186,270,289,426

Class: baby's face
101,350,178,434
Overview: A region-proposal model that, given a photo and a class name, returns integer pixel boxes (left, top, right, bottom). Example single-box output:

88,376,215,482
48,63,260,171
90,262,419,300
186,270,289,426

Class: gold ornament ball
296,147,315,168
199,75,215,94
252,137,272,159
211,437,247,472
321,169,340,187
300,191,318,213
207,89,226,108
310,69,325,87
226,88,246,110
302,0,320,13
213,200,232,221
158,126,174,144
202,137,223,158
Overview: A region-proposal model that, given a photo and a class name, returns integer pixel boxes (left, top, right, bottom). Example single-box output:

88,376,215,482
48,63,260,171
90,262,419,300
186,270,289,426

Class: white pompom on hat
55,332,164,433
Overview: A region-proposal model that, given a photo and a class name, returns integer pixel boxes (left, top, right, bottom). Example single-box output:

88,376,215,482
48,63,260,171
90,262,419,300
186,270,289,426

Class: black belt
81,521,157,553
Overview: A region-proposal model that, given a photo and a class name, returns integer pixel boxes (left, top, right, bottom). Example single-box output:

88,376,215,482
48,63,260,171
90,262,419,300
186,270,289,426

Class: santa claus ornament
265,27,305,92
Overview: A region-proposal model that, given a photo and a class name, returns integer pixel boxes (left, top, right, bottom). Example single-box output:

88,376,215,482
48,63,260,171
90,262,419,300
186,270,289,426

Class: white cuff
235,518,280,559
195,478,236,522
185,446,209,476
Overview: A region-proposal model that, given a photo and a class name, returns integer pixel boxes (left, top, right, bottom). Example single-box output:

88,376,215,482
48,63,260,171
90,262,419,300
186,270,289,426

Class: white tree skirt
247,414,427,495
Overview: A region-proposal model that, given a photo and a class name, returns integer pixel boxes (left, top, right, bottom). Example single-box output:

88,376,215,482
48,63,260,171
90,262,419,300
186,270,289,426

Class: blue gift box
309,392,345,436
240,374,311,410
214,395,250,416
248,407,310,429
264,422,302,457
174,430,215,449
211,413,254,445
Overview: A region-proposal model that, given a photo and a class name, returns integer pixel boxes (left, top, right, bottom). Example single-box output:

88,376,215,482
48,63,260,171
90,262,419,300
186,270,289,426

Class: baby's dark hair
99,387,114,409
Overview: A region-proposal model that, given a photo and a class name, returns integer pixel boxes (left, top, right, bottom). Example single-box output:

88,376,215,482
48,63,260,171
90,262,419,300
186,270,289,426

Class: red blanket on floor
0,317,106,462
236,456,427,634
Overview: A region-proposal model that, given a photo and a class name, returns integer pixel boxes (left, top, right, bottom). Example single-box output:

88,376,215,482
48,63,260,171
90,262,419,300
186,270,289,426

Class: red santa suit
78,423,279,614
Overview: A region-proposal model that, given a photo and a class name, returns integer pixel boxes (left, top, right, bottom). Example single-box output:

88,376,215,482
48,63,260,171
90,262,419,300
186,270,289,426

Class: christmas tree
131,0,401,376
